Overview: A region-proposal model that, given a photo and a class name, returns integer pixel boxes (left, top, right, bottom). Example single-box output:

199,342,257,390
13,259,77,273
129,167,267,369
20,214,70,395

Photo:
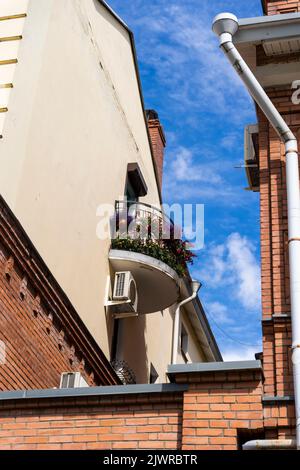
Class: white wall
0,1,29,135
0,0,207,382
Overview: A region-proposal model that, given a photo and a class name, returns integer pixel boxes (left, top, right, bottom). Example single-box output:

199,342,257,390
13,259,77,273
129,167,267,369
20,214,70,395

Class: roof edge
97,1,163,203
238,11,300,28
167,360,262,379
192,296,223,362
0,383,188,403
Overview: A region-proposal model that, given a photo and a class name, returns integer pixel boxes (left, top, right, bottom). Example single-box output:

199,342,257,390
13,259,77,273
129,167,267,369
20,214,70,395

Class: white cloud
227,233,261,309
111,0,256,121
206,301,233,325
220,133,239,150
222,345,260,362
171,147,222,184
199,232,261,311
163,143,243,205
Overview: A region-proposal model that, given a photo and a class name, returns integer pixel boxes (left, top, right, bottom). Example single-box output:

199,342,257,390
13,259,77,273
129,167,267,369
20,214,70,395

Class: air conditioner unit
112,271,138,317
244,124,259,192
59,372,89,389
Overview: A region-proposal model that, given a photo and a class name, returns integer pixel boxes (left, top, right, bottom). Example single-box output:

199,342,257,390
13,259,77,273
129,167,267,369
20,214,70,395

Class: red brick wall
0,368,264,450
258,87,300,438
147,118,166,190
0,244,93,390
0,392,183,450
0,196,118,390
263,0,300,15
177,370,263,450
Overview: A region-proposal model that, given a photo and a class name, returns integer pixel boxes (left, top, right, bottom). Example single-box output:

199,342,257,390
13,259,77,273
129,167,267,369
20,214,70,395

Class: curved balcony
108,201,195,314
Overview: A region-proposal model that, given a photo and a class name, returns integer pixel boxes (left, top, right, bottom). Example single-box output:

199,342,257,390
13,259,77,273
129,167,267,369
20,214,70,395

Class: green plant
111,236,196,277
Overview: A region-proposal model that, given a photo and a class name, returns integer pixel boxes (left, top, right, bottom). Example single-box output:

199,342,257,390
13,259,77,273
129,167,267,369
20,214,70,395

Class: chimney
262,0,300,15
146,109,166,191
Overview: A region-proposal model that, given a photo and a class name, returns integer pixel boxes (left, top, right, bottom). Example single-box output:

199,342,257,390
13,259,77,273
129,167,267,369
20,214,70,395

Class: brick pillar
258,87,300,438
262,0,300,15
146,110,166,191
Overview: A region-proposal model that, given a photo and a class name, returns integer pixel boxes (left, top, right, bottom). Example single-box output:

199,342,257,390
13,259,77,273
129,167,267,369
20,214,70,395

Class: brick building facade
0,363,263,450
262,0,300,15
258,87,300,439
0,195,119,390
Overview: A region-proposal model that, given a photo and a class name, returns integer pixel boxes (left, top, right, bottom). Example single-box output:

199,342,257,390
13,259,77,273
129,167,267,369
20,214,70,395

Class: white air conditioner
111,271,138,317
59,372,89,389
244,124,259,192
244,124,258,162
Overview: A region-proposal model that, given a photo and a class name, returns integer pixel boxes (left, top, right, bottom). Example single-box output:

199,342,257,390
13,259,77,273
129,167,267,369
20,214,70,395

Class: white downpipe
172,281,201,364
212,13,300,449
172,293,197,365
242,439,296,450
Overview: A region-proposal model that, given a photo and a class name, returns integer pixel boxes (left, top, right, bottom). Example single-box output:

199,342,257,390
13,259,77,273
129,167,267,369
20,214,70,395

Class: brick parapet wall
263,399,295,438
0,390,184,450
178,370,264,450
0,366,267,450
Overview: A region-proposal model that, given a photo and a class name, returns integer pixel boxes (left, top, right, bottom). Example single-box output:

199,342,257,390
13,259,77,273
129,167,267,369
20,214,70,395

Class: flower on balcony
112,202,197,276
112,229,196,277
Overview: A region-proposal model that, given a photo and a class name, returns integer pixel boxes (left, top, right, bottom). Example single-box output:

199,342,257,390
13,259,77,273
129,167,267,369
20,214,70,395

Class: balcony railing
111,201,195,277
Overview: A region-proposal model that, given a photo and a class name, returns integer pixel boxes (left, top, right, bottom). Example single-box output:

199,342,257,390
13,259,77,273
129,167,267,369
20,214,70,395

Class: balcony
108,201,195,314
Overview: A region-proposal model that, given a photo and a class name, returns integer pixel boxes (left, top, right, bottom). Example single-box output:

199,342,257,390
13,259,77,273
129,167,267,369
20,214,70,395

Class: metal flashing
167,360,262,377
0,383,188,402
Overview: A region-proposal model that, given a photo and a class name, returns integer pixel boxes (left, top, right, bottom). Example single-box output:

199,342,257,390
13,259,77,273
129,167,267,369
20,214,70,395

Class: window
125,163,148,203
126,179,138,202
180,324,188,363
149,363,159,384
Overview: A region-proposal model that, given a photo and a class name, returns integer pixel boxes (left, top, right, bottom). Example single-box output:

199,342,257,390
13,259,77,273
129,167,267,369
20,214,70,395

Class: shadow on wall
119,315,148,384
106,266,148,385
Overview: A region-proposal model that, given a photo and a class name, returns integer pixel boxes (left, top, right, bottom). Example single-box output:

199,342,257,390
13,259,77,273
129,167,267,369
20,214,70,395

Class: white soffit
263,36,300,56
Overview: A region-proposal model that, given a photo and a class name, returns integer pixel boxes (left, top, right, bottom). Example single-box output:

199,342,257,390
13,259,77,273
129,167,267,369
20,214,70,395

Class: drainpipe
172,280,201,364
212,13,300,449
242,439,296,450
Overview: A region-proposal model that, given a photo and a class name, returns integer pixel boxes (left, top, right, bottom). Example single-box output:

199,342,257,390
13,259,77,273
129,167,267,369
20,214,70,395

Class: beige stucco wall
119,306,206,383
0,0,208,383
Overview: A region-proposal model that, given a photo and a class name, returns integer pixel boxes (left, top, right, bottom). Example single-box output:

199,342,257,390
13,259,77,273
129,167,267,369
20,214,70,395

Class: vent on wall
59,372,89,389
262,37,300,57
111,359,136,385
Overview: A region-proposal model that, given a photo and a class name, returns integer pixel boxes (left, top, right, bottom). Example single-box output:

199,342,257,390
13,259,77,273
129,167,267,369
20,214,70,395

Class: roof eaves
167,360,262,379
191,297,223,362
98,0,130,31
234,12,300,45
97,1,163,203
0,383,188,403
180,278,222,362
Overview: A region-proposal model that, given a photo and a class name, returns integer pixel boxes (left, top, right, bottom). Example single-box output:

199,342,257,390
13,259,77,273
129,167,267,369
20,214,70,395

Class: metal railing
114,200,175,241
111,201,194,277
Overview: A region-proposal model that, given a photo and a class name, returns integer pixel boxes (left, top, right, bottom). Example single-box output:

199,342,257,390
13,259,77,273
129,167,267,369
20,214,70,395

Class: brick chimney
262,0,300,15
146,109,166,191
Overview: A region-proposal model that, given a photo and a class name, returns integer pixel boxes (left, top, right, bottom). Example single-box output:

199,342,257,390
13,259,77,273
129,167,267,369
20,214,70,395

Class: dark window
180,324,188,363
125,163,148,202
126,178,138,202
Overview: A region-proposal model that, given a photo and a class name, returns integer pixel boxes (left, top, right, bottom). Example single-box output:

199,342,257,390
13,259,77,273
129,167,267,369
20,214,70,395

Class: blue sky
108,0,263,360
